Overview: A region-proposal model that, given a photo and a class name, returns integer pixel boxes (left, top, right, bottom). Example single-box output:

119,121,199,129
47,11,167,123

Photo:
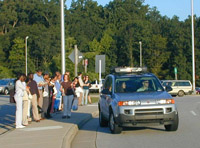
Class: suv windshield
115,76,164,93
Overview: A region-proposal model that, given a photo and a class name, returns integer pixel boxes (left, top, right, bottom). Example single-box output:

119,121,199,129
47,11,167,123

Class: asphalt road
0,95,16,135
72,95,200,148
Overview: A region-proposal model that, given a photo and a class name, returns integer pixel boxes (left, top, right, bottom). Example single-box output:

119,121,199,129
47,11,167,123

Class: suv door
100,76,113,119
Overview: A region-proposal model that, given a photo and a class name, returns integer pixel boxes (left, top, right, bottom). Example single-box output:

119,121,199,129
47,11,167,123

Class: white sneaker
16,125,25,129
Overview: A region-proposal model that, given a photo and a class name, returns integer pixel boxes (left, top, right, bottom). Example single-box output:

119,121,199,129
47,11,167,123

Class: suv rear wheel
109,111,122,134
165,113,179,131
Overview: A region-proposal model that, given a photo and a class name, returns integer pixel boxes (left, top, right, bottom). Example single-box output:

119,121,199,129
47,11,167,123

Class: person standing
60,74,74,119
33,69,45,119
27,73,40,122
82,75,91,105
14,73,27,128
42,73,51,119
78,72,84,105
22,81,31,126
54,72,62,112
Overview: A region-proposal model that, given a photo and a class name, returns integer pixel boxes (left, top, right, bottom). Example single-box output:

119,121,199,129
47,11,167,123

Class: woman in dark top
60,74,74,119
82,75,91,105
27,73,40,122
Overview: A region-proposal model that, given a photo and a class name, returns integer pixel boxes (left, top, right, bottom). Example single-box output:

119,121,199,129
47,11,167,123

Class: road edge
62,110,99,148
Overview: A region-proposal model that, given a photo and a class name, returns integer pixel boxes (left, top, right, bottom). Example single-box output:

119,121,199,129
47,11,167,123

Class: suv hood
115,91,172,102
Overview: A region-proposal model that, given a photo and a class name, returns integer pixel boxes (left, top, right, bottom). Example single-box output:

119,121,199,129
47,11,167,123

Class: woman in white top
14,73,27,129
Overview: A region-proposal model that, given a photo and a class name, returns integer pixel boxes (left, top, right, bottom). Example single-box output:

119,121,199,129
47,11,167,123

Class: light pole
139,41,142,67
61,0,65,75
25,36,29,76
191,0,196,93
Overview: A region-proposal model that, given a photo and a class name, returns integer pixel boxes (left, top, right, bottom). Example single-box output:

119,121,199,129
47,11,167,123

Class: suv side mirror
165,85,173,92
101,88,111,95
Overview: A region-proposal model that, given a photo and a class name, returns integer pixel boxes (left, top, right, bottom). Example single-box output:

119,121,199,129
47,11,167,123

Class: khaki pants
38,90,43,119
32,94,40,121
22,100,29,125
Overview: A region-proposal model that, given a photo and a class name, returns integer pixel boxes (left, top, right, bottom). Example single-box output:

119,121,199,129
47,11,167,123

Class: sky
66,0,200,21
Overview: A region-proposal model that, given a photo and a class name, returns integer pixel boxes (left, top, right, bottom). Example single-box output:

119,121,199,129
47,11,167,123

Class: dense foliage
0,0,199,86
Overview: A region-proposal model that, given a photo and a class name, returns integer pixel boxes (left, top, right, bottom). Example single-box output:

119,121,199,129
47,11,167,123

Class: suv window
115,76,163,93
104,76,113,93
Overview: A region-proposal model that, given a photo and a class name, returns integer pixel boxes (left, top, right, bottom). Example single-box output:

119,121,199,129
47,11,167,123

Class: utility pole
75,45,78,76
191,0,196,93
139,41,142,67
61,0,65,75
25,36,29,76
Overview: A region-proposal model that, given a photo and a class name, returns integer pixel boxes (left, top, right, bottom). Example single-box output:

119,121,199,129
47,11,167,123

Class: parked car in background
196,87,200,94
0,78,15,95
161,80,192,97
89,79,105,93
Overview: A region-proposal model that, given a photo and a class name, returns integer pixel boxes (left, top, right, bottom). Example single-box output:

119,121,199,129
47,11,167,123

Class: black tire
99,110,108,127
4,88,9,95
109,111,122,134
165,113,179,131
178,90,184,97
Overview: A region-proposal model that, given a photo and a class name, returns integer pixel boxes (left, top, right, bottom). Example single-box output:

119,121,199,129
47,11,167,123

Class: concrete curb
62,110,99,148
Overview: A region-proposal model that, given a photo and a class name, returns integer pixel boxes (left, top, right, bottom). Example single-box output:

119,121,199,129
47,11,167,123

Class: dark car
98,67,178,134
196,87,200,94
0,79,15,95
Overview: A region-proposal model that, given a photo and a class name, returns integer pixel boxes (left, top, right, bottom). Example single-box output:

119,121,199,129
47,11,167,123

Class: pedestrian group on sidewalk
14,70,91,129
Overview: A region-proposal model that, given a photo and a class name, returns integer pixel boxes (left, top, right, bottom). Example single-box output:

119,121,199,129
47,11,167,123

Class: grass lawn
91,96,99,103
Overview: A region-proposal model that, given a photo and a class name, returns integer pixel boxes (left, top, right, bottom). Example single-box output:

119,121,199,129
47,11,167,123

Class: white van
161,80,192,97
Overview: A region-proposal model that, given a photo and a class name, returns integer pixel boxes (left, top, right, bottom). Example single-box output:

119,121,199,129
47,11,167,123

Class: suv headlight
118,101,141,106
156,99,175,104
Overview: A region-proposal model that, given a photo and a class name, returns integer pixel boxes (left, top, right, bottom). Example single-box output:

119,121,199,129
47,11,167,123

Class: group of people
14,70,92,128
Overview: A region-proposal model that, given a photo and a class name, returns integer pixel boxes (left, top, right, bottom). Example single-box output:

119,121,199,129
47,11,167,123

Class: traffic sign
68,49,84,63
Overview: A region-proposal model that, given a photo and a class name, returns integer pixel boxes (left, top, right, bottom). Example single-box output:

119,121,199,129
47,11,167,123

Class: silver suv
98,67,179,134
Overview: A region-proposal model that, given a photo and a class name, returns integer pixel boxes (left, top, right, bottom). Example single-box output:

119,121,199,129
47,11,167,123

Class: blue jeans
63,95,73,117
82,89,89,105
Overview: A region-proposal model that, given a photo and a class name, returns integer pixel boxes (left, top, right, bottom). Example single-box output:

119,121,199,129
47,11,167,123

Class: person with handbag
42,73,51,119
27,73,40,122
60,74,74,119
14,73,28,128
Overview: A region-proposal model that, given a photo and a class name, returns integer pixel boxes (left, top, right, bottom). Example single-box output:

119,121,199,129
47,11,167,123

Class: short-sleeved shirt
27,80,40,97
33,73,44,90
61,81,73,96
83,80,90,90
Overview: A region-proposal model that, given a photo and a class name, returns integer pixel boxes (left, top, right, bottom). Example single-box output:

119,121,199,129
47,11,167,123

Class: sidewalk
0,104,98,148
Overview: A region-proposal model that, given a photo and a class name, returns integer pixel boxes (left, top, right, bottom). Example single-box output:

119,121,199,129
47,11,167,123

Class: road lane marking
190,111,197,116
20,126,63,131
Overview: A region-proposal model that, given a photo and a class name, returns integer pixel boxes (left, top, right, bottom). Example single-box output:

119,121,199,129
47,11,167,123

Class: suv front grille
135,108,164,116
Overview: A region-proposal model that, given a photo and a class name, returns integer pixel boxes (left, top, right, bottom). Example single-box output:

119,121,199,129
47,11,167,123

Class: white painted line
20,126,63,132
190,111,197,116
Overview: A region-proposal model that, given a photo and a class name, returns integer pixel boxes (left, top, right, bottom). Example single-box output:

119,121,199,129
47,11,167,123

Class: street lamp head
139,41,142,44
26,36,29,40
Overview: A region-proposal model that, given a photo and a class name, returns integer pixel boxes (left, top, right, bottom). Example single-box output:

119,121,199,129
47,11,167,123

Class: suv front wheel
164,113,179,131
109,111,122,134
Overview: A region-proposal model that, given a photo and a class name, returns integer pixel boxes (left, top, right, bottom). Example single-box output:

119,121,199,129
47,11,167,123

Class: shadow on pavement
0,104,16,135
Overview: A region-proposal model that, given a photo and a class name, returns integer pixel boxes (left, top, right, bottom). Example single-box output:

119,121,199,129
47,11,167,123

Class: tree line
0,0,199,86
